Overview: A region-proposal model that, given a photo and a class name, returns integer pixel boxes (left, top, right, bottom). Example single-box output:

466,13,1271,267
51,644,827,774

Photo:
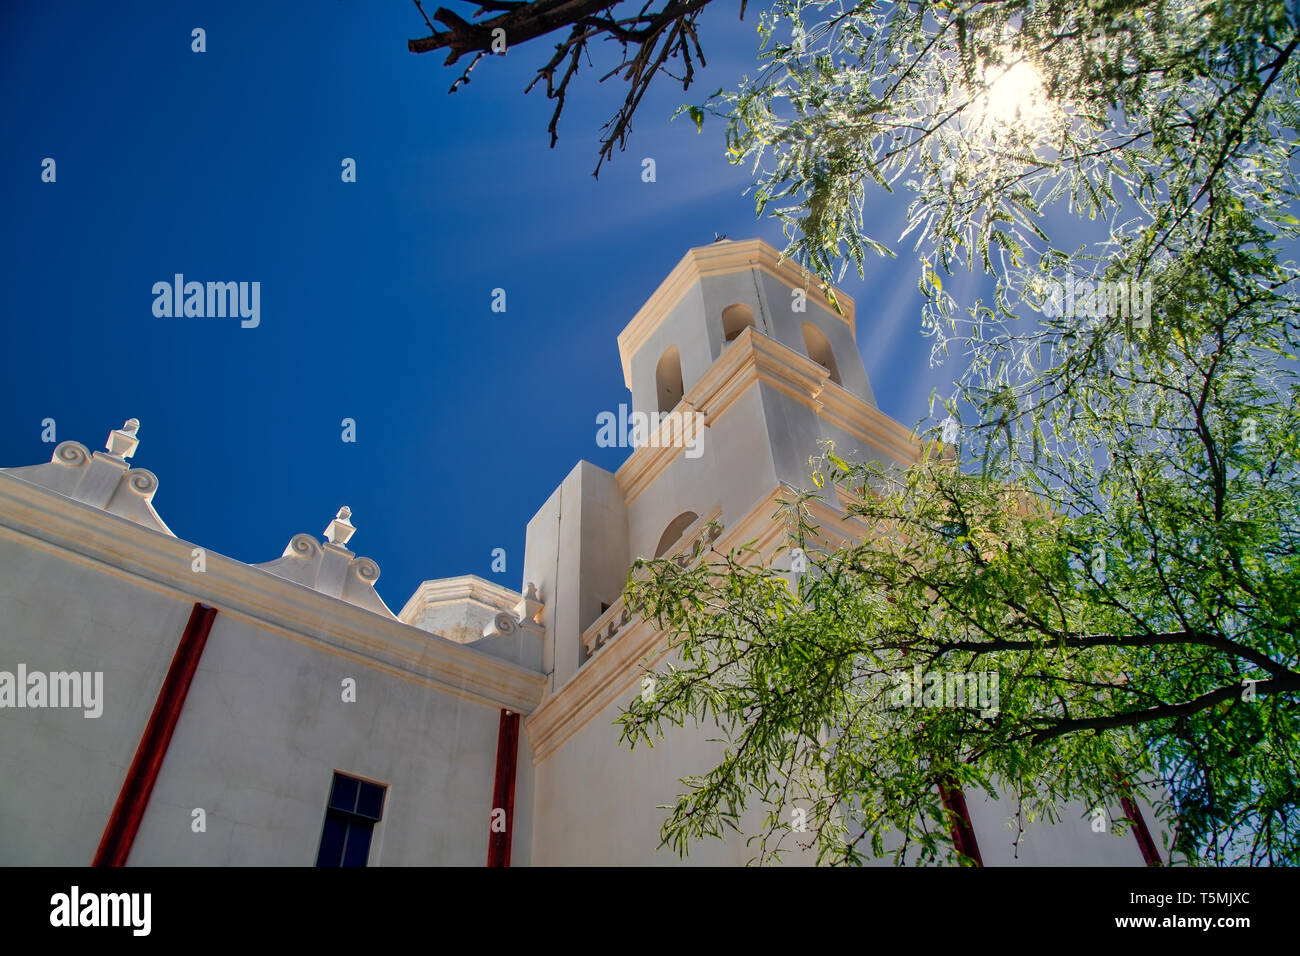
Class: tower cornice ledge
614,327,919,504
616,238,856,388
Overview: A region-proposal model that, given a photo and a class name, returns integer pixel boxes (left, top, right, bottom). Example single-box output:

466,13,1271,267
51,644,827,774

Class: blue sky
0,2,966,610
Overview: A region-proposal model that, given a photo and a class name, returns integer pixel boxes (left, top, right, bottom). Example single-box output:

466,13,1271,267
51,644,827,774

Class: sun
969,56,1052,133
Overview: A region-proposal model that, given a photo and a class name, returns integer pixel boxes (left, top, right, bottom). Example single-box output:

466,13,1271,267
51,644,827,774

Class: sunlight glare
970,57,1052,132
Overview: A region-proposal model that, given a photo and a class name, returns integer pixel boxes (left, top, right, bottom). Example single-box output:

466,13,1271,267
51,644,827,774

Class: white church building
0,239,1162,866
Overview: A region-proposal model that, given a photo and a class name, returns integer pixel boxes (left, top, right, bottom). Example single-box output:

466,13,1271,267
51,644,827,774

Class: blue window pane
341,822,374,867
329,774,359,813
318,773,386,865
356,782,386,820
316,814,348,866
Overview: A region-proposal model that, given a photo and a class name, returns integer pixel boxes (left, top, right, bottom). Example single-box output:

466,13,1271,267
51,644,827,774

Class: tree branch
1029,674,1300,745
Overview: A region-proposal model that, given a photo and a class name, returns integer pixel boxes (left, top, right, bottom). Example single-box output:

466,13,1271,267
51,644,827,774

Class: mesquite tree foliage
619,1,1300,865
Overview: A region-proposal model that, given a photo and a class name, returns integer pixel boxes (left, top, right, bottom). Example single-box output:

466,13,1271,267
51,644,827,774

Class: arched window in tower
802,323,842,385
655,511,700,558
722,303,756,344
655,345,684,413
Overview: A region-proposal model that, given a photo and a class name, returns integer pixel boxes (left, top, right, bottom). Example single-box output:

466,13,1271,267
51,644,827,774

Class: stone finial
324,506,355,546
2,418,171,535
105,418,141,459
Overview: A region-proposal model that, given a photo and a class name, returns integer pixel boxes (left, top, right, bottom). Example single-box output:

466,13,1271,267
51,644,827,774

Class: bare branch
409,0,726,173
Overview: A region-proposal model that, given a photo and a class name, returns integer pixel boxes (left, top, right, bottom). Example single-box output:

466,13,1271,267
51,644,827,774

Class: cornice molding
614,328,919,505
0,474,546,715
399,574,524,623
616,239,857,387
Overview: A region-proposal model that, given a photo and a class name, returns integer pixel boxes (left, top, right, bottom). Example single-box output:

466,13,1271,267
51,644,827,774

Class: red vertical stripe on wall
487,709,521,867
92,603,218,867
1119,788,1162,866
938,776,984,867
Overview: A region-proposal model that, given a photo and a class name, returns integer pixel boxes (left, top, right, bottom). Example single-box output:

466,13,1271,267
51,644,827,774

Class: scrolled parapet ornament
1,419,174,536
53,441,91,467
125,469,159,496
254,509,395,619
286,533,322,559
483,611,521,639
351,557,381,582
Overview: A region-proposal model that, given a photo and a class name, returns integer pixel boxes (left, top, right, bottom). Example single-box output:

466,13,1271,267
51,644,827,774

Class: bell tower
522,238,919,693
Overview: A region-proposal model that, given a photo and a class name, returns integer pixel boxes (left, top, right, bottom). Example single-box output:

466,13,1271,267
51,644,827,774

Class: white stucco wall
0,482,540,866
522,462,631,691
624,386,780,561
127,609,516,865
528,677,819,866
0,534,194,864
